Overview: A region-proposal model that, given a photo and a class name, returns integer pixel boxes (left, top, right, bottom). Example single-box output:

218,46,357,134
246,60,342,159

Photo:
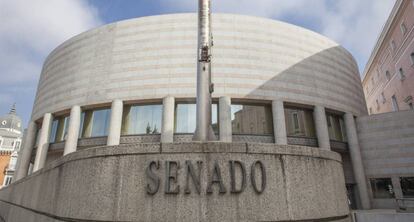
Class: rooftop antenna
193,0,216,141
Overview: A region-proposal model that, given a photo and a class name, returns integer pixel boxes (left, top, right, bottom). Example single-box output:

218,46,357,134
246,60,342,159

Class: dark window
400,177,414,198
385,71,391,81
370,178,395,199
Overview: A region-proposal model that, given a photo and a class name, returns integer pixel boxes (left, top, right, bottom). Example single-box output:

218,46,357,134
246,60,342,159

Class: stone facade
0,143,350,222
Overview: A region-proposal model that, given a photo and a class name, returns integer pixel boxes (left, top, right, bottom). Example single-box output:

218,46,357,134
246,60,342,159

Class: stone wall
357,110,414,209
0,143,350,222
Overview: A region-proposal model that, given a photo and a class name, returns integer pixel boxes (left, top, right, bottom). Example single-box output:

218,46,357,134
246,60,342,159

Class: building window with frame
392,95,399,111
121,104,162,135
401,22,407,35
385,71,391,81
284,107,316,138
400,177,414,198
3,176,12,186
399,68,405,80
381,92,386,104
391,40,397,51
231,103,273,135
410,53,414,66
79,108,111,138
370,178,395,199
326,113,347,142
49,115,69,143
174,103,218,134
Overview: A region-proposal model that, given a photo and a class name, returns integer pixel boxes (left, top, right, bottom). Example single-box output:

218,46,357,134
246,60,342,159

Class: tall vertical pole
194,0,216,141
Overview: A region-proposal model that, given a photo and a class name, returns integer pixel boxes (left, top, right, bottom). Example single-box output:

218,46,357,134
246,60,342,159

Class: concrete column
13,121,37,181
219,96,232,142
107,99,123,146
64,105,81,155
344,113,371,209
161,96,175,143
33,113,53,172
313,106,330,150
272,100,287,145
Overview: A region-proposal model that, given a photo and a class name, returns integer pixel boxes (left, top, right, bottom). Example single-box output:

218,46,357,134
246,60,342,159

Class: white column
107,99,123,146
13,121,37,181
64,105,81,155
272,100,287,145
313,105,330,150
33,113,53,172
344,113,371,209
161,96,175,143
219,96,232,142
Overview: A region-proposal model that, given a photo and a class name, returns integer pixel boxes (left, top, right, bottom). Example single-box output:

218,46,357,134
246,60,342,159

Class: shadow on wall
232,46,368,115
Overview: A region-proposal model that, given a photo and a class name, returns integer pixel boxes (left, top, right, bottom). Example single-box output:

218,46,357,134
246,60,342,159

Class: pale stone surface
30,14,366,122
345,113,371,210
161,96,175,143
219,96,232,142
63,105,81,155
314,105,331,150
13,121,37,182
272,100,287,145
0,143,349,222
33,113,52,172
107,99,123,146
357,110,414,209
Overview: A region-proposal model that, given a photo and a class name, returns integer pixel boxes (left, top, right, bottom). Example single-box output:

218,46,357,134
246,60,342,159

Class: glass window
49,116,69,143
174,103,218,134
391,40,396,51
399,68,405,80
231,104,273,135
385,71,391,81
326,113,347,142
401,23,407,35
400,177,414,198
122,104,162,135
392,95,399,111
80,108,111,138
285,107,316,138
370,178,394,199
411,53,414,65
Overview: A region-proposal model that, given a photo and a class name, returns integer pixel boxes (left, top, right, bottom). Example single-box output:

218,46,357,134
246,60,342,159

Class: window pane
285,107,316,137
173,103,218,134
370,178,395,199
91,109,111,137
175,104,196,133
55,116,69,142
231,104,273,135
400,177,414,198
327,113,346,142
122,104,162,135
49,119,59,143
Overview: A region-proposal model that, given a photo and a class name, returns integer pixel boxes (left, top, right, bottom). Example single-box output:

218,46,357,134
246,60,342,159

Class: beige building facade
363,0,414,114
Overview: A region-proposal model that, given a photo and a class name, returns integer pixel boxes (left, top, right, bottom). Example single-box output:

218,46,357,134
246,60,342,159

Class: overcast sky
0,0,395,126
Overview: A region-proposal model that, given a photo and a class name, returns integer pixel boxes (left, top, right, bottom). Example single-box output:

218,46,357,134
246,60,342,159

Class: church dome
0,104,23,134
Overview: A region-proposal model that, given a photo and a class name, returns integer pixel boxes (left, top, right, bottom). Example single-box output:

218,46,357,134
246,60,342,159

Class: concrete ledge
2,142,348,222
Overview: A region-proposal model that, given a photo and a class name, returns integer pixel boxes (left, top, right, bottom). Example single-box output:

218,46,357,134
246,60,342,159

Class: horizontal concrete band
1,143,348,222
30,143,343,176
0,200,350,222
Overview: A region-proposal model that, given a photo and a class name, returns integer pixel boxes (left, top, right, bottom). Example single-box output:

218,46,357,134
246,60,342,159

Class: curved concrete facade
32,13,366,121
0,143,349,222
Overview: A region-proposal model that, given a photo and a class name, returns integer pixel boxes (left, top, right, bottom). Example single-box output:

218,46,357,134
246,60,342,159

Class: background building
363,0,414,114
0,104,22,187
